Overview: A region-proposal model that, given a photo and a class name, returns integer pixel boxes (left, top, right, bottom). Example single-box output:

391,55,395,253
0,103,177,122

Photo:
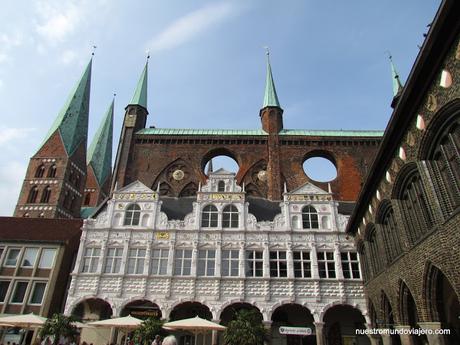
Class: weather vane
92,45,97,56
146,49,150,59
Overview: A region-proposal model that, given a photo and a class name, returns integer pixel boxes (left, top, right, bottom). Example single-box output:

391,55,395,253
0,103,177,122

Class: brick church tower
14,59,92,218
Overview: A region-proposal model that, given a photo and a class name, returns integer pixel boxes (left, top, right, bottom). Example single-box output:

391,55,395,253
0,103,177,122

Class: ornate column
215,241,222,276
239,242,245,278
311,242,319,279
286,242,294,278
263,242,270,278
418,322,446,345
167,240,175,276
314,321,325,345
334,242,344,279
191,241,198,276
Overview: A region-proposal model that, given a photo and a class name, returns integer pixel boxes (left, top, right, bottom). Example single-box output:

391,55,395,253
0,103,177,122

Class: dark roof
337,202,355,216
247,197,281,221
0,217,82,244
161,197,195,220
346,0,460,234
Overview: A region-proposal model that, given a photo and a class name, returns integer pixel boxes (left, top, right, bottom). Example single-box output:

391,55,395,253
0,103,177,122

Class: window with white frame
293,251,311,278
222,250,239,276
218,181,226,192
0,281,10,302
201,205,218,227
174,249,192,276
11,281,28,303
151,249,168,275
341,252,361,279
103,248,123,273
302,205,319,229
38,248,56,268
81,247,101,273
127,248,146,274
124,204,141,226
4,248,21,267
269,251,287,277
197,250,216,276
245,250,263,277
317,251,336,278
21,248,39,267
29,282,46,305
222,205,239,228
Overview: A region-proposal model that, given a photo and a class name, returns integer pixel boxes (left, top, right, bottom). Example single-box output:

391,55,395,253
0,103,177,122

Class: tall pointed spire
389,54,404,97
87,98,114,186
130,58,148,109
206,159,214,175
262,49,281,108
41,58,92,155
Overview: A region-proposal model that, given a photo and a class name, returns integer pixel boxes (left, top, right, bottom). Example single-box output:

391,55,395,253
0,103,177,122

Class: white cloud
146,2,239,53
0,161,26,216
0,53,7,64
60,49,77,65
0,127,36,147
35,1,83,43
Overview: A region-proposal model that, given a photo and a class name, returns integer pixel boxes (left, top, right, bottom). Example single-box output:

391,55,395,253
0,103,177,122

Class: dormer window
201,205,218,228
222,205,239,228
124,204,141,226
302,205,319,229
217,181,225,192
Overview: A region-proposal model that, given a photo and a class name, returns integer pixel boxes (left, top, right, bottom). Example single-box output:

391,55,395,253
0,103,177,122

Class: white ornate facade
65,170,370,345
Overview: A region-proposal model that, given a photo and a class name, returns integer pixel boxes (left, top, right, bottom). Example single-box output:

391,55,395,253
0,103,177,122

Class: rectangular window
0,281,10,302
269,251,287,277
293,251,311,278
81,247,101,273
22,248,39,267
103,248,123,274
127,248,146,274
11,281,28,303
29,282,46,305
5,248,21,267
341,252,361,279
222,250,239,277
174,249,192,276
38,249,57,268
317,251,336,278
151,249,168,275
245,250,263,277
197,250,215,276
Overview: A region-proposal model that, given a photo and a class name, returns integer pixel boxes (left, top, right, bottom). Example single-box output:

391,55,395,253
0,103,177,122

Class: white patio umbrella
0,313,47,345
163,316,226,345
88,315,143,345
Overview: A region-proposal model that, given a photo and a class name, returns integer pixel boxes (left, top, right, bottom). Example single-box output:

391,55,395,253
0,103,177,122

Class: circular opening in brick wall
204,155,239,175
303,157,337,182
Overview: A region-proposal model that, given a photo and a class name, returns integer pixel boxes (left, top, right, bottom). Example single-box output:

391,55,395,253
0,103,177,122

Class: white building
65,169,372,345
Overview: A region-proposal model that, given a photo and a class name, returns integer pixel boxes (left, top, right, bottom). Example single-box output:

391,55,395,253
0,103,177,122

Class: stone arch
380,290,397,327
152,158,194,197
319,301,366,323
119,298,162,319
391,162,419,200
219,301,264,325
302,150,338,183
70,296,114,321
240,159,268,197
245,182,263,197
169,300,213,321
398,280,420,327
179,182,198,197
201,148,240,176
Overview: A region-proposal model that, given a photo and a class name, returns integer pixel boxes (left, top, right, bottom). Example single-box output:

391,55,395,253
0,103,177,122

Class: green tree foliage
39,314,78,345
223,309,267,345
133,317,165,345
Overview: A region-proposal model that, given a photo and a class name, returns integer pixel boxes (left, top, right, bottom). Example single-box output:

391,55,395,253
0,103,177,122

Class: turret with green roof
389,54,404,108
129,59,148,110
260,50,283,134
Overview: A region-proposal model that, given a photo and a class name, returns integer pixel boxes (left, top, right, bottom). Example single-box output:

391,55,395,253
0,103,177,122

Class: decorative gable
113,180,158,201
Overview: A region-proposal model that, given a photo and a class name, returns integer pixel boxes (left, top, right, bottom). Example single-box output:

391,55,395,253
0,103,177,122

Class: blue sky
0,0,441,215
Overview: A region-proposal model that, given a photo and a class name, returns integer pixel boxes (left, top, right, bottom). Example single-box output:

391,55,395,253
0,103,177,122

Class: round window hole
204,155,239,175
303,157,337,182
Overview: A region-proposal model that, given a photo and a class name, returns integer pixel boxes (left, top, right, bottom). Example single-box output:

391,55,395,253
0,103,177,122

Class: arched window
84,193,91,206
378,202,402,262
201,205,218,228
48,165,57,178
222,205,239,228
35,165,45,178
63,191,72,209
217,181,226,192
357,241,370,282
301,205,319,229
75,174,80,188
40,186,51,203
365,225,383,276
398,170,433,244
124,204,141,226
28,186,38,203
428,118,460,214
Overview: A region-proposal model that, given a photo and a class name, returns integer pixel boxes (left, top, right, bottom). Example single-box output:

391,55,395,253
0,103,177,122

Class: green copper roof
130,60,148,109
87,99,114,186
262,53,281,108
137,128,384,137
80,207,96,219
389,55,404,97
41,58,92,155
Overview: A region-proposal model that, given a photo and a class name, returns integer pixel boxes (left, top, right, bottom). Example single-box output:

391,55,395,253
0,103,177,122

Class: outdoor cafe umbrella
88,315,143,345
163,316,226,345
0,313,47,345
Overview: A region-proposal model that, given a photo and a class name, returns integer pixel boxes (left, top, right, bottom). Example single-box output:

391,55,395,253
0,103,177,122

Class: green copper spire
389,54,404,97
87,99,114,186
130,59,148,109
262,50,281,108
41,58,92,155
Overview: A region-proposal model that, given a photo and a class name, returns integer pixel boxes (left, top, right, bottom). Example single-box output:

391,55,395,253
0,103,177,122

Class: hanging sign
279,327,312,336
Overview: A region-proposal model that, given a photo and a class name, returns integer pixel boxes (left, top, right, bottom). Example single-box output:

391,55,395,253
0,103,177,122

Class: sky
0,0,441,215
